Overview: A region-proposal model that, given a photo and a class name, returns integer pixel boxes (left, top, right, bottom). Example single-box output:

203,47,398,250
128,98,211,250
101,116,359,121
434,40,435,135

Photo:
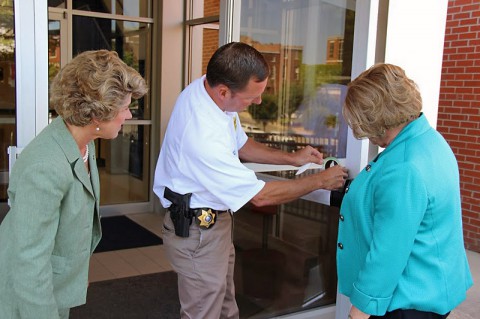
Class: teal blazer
0,117,101,318
337,114,473,316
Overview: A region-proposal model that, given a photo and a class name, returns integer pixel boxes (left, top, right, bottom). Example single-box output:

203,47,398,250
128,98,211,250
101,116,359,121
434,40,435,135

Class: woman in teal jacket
338,63,472,319
0,50,147,319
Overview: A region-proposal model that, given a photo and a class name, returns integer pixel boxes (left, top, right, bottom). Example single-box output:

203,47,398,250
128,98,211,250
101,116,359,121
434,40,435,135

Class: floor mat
70,271,265,319
94,215,163,253
70,272,179,319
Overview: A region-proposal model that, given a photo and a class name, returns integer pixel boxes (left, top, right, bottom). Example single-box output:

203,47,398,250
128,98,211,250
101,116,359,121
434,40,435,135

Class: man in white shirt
153,42,348,319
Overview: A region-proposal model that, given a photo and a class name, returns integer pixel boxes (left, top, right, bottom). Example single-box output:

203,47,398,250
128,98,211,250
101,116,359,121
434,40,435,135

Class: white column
384,0,449,128
14,0,49,146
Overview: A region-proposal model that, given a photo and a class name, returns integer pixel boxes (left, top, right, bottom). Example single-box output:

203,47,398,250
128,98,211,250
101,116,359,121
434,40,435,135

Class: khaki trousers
163,211,239,319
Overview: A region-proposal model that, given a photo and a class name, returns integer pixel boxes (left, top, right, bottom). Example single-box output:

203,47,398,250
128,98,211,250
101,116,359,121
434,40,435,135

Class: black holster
164,187,193,238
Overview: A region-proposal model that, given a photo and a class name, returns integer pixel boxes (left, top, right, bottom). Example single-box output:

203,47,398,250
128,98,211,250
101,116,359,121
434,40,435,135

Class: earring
96,126,100,131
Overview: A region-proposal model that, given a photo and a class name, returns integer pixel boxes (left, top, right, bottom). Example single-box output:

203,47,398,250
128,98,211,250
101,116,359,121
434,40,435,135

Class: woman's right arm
10,162,70,318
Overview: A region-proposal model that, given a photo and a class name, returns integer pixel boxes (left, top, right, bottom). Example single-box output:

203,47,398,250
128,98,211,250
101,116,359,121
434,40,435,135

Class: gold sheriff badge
197,209,216,228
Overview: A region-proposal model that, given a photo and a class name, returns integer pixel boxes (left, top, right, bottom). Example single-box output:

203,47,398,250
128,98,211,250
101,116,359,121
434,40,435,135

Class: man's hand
316,165,348,190
251,161,348,207
291,145,323,166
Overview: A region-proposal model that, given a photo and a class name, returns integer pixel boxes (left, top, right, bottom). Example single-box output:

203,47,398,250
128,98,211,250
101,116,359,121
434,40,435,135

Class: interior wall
153,0,185,213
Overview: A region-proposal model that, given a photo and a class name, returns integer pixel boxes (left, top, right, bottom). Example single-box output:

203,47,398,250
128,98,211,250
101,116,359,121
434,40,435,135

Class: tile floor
88,212,480,318
88,212,171,283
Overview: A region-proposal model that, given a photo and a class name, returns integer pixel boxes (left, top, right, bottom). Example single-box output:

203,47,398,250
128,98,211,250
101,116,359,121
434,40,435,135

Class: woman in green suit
0,50,148,319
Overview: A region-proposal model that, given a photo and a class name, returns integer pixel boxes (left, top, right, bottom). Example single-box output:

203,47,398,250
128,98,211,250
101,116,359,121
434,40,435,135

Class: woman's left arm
349,163,428,314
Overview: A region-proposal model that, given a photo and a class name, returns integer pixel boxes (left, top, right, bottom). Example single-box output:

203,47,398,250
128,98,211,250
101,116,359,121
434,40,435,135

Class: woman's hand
349,305,370,319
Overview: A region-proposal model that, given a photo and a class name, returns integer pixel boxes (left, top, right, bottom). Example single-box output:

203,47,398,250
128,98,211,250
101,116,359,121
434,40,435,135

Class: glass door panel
230,1,356,317
185,0,357,317
188,24,219,81
72,15,152,206
234,199,340,317
48,12,67,121
184,0,220,83
239,0,355,159
72,0,152,18
48,0,66,9
98,124,150,204
0,0,15,206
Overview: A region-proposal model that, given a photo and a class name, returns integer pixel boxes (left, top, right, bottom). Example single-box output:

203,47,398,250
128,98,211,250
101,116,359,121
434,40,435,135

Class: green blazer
0,117,101,318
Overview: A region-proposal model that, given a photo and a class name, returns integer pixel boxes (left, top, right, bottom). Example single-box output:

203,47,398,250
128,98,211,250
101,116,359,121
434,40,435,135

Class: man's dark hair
206,42,270,93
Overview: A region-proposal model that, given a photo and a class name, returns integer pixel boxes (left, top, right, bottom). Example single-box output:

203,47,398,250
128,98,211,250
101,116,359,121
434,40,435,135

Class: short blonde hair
50,50,148,126
343,63,422,139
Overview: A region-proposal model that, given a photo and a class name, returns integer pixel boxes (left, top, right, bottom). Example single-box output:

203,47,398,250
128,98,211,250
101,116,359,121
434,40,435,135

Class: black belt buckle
193,208,217,229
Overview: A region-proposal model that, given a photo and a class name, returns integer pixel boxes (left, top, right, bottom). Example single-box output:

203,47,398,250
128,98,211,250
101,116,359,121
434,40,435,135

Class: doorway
47,1,154,214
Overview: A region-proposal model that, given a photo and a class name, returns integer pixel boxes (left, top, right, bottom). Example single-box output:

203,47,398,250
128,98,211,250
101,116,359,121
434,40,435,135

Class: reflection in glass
233,1,356,317
73,0,152,18
185,1,219,82
0,0,15,202
96,125,150,205
189,25,219,80
47,0,66,9
71,16,152,205
234,195,340,317
72,16,151,120
240,0,356,159
189,0,220,19
48,19,62,120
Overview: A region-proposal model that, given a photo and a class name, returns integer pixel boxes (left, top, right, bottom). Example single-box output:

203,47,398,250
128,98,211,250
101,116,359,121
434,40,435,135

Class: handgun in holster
164,187,193,238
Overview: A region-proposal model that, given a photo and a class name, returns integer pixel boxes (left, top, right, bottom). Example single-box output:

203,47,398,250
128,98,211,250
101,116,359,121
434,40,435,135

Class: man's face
223,78,268,112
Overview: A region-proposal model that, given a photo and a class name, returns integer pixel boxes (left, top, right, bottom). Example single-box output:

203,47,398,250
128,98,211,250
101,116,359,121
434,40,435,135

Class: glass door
0,0,16,217
215,1,368,318
48,11,67,122
235,2,355,317
185,0,363,317
1,0,49,218
48,0,154,216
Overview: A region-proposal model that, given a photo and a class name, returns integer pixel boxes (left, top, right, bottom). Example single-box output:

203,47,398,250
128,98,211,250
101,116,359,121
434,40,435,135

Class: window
47,1,154,208
234,1,356,316
72,0,152,18
184,0,220,83
239,0,355,159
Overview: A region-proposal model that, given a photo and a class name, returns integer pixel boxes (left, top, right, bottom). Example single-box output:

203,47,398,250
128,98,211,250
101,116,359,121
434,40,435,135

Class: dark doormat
70,272,180,319
70,271,265,319
94,216,163,253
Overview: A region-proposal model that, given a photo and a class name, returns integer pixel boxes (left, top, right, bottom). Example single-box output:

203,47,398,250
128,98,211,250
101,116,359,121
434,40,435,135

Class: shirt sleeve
180,128,264,212
234,113,248,150
349,162,428,315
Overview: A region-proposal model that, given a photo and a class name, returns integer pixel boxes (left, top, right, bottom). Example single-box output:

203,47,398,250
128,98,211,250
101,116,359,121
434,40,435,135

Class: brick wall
437,0,480,252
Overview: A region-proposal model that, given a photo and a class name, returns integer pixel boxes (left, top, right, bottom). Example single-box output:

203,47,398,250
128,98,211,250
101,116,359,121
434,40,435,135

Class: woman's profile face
99,93,133,139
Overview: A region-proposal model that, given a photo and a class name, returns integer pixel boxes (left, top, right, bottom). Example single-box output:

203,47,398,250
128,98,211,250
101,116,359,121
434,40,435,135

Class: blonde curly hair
50,50,148,126
343,63,422,139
